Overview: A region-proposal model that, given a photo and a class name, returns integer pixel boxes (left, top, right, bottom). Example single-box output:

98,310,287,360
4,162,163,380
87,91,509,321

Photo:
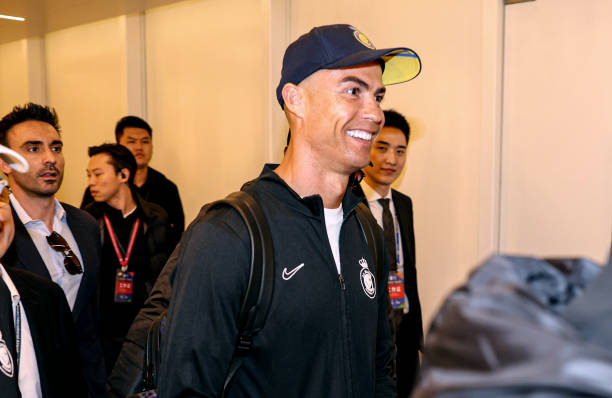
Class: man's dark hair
88,143,137,186
383,109,410,143
0,103,61,146
115,116,152,142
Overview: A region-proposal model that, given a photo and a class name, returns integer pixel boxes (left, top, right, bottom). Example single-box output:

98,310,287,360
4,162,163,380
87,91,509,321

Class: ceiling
0,0,185,45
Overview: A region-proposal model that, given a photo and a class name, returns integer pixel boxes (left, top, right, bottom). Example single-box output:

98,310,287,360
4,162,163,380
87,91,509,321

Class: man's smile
347,129,375,141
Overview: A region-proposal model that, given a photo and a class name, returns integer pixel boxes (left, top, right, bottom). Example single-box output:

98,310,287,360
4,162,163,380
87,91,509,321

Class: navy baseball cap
276,24,421,108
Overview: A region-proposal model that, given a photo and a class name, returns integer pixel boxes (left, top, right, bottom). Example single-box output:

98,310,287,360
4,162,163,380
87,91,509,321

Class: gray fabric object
413,254,612,398
563,247,612,350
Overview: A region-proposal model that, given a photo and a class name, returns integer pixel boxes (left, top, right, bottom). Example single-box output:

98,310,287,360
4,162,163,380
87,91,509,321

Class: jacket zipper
339,215,354,398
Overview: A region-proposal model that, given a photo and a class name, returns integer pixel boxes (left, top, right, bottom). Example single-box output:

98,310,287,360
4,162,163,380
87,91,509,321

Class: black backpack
140,191,384,397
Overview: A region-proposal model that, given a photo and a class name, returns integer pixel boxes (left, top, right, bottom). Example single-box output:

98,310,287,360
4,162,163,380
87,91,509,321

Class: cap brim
326,47,421,85
0,144,29,173
380,48,421,85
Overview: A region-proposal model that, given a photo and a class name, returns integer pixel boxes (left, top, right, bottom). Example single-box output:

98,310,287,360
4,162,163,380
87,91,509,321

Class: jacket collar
252,164,364,220
84,189,150,221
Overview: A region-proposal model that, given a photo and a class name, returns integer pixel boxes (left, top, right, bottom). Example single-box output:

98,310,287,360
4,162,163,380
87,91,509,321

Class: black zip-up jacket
159,164,395,397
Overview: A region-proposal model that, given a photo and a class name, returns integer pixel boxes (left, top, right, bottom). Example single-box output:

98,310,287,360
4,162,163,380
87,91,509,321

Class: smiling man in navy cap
160,24,421,397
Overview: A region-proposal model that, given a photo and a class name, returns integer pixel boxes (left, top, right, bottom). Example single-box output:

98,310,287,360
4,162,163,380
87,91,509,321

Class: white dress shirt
10,194,84,309
0,264,42,398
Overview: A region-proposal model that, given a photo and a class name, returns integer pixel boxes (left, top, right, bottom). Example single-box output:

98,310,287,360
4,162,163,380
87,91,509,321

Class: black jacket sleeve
158,207,250,397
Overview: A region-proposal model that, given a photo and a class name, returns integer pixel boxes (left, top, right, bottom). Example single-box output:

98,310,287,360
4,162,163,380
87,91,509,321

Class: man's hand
0,186,15,257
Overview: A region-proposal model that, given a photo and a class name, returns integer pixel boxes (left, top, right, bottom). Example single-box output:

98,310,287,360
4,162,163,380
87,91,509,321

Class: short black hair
383,109,410,143
0,103,61,146
115,116,152,142
88,143,137,186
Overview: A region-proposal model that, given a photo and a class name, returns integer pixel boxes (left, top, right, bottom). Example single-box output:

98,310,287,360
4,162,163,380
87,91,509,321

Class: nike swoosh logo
282,263,305,280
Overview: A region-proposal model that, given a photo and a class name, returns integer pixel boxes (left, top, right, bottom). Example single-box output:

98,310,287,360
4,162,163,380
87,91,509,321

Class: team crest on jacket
359,258,376,299
0,331,14,378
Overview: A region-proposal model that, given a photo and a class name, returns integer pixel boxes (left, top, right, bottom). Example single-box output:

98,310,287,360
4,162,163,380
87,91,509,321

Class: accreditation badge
114,270,134,303
388,271,405,310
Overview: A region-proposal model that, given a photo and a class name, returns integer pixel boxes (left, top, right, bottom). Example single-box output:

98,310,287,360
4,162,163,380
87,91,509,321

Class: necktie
0,277,20,397
378,198,397,271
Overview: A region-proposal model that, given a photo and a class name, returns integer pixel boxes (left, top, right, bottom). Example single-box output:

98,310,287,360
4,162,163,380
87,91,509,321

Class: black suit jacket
390,189,423,397
353,185,423,397
6,267,88,397
2,202,107,398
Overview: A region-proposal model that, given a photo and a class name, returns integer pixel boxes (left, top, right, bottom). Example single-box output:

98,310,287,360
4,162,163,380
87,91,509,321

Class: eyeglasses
46,231,83,275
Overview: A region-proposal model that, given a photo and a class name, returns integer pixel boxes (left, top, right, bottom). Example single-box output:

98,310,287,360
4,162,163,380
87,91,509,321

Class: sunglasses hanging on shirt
46,231,83,275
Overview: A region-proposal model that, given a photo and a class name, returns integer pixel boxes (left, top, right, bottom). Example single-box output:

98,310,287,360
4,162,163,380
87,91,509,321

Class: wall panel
45,17,128,205
0,40,29,116
502,0,611,263
145,0,270,225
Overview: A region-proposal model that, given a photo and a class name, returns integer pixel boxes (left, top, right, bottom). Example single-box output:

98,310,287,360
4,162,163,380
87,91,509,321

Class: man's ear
282,83,305,119
119,168,129,182
0,158,12,176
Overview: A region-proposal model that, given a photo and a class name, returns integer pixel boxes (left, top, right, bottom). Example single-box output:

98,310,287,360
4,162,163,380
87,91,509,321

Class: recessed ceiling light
0,15,25,21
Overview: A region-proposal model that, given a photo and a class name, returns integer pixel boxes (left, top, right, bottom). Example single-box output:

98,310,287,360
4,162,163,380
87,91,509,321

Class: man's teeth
347,130,372,141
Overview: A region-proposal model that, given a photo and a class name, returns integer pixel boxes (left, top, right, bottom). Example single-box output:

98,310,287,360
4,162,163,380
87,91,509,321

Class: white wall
144,0,271,224
0,40,30,115
45,17,128,204
502,0,612,263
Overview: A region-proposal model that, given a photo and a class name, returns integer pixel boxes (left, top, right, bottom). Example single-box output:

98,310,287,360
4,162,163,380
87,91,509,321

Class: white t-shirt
324,205,343,274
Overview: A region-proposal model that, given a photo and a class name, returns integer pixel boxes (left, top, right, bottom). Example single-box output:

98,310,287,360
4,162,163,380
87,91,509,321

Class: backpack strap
216,191,275,397
143,310,167,390
138,191,274,396
355,202,385,285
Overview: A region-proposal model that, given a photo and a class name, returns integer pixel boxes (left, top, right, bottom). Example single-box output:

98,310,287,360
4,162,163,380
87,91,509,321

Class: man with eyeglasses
0,103,107,398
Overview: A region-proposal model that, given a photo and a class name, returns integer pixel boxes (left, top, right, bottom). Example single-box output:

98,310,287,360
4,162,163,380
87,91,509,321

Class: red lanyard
104,214,140,272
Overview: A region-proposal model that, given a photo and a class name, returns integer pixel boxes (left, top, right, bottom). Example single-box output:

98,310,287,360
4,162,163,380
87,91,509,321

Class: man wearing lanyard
357,109,423,397
0,103,107,397
80,116,184,249
84,143,173,373
0,175,86,397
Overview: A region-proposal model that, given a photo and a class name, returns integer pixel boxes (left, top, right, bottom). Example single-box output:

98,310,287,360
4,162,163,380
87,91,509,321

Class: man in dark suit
355,109,423,397
0,103,107,397
0,176,87,397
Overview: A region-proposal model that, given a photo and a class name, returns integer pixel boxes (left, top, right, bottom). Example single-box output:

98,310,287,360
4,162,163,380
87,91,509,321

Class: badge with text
388,271,405,309
114,270,134,303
